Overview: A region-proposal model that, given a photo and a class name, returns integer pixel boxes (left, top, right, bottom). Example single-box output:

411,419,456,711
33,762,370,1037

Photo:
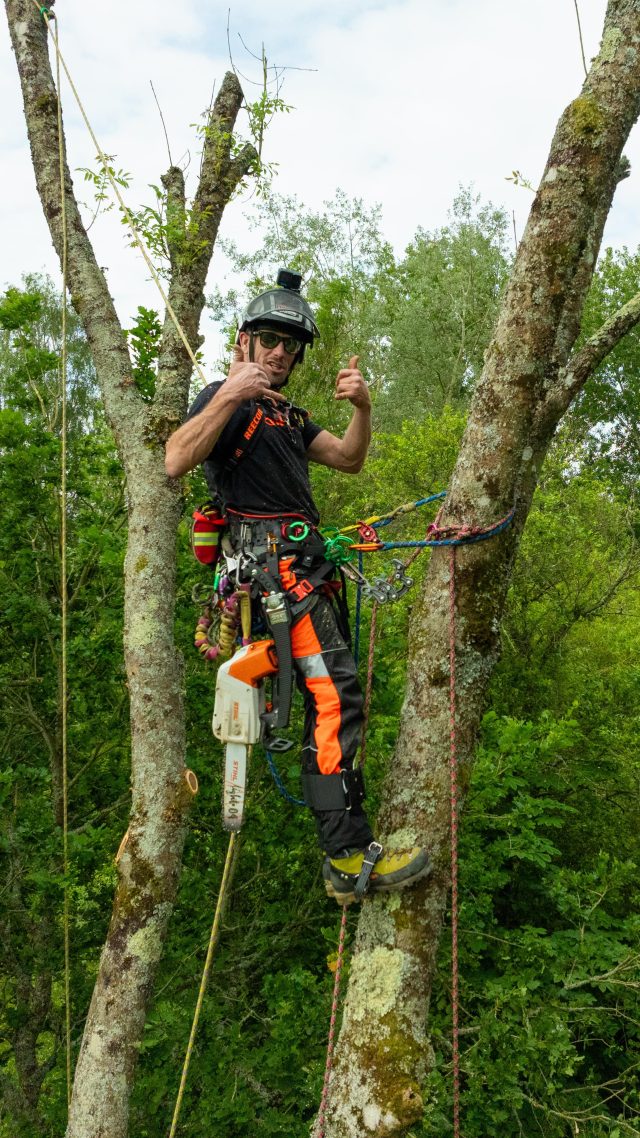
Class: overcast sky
2,0,638,369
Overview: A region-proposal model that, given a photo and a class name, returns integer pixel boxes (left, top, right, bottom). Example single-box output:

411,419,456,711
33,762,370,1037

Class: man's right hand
224,345,286,406
165,347,285,479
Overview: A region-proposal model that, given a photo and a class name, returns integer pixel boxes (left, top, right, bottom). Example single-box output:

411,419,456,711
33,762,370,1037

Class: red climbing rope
315,904,349,1138
448,546,461,1138
315,506,511,1135
316,599,379,1135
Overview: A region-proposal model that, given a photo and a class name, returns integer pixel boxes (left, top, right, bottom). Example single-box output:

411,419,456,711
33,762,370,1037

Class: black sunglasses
254,329,302,354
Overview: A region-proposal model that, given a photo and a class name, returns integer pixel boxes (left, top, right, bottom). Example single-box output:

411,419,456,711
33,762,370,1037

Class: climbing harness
191,492,516,830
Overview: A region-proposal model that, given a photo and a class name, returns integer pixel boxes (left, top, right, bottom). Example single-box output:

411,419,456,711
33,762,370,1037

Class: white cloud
1,0,637,370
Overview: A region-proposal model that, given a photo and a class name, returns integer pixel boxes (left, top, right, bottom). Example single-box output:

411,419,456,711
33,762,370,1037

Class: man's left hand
335,356,371,411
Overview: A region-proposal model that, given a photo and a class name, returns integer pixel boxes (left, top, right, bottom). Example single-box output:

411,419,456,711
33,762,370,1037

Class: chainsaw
212,638,292,830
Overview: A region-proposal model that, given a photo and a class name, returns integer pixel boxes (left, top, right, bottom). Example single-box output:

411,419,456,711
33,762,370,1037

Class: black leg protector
301,769,375,856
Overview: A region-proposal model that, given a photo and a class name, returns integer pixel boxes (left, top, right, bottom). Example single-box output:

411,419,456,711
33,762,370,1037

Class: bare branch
149,79,173,166
160,165,186,273
541,285,640,425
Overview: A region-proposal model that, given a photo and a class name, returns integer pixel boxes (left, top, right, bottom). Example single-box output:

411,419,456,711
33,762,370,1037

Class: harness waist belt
227,513,325,557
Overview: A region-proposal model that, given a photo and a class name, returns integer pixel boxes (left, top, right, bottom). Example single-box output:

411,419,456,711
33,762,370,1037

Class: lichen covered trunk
323,3,640,1134
66,464,190,1138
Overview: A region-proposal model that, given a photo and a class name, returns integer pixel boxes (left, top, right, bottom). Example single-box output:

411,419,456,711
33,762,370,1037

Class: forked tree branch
540,285,640,429
154,72,257,425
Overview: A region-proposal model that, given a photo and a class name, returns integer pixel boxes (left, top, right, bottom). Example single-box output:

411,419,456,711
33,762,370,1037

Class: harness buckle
290,577,314,601
354,841,384,899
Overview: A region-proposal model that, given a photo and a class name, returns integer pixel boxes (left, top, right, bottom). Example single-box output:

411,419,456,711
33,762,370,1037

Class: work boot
323,842,432,905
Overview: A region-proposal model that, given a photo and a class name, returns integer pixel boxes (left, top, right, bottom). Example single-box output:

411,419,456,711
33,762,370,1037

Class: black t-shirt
186,381,324,524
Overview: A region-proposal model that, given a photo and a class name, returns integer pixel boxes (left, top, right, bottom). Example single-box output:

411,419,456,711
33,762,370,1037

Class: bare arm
306,356,372,473
164,384,238,477
164,357,285,478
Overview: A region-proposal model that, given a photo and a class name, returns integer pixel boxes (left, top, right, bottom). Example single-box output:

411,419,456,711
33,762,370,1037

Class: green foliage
127,306,162,402
497,441,640,716
0,279,128,1132
78,155,132,204
124,182,174,267
421,713,640,1137
0,286,43,331
377,187,511,426
77,154,132,233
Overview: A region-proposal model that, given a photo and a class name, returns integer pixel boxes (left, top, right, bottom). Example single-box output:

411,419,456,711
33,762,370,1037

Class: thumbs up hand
225,340,286,405
335,355,371,410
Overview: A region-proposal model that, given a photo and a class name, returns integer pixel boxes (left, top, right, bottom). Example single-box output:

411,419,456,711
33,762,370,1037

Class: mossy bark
5,3,256,1135
323,3,640,1134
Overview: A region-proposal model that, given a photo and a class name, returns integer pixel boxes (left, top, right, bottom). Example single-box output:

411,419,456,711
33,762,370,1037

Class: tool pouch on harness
191,502,226,568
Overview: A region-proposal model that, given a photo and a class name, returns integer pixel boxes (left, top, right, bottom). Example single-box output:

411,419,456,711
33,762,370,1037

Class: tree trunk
323,3,640,1134
5,3,256,1134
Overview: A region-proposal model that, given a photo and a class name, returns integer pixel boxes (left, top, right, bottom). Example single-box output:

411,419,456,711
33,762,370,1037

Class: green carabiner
286,522,310,542
321,527,356,566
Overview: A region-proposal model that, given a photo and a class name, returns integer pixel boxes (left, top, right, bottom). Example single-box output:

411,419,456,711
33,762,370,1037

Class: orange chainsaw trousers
290,594,374,854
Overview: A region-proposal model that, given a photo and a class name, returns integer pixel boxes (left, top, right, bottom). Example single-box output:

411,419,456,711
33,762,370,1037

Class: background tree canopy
1,188,639,1136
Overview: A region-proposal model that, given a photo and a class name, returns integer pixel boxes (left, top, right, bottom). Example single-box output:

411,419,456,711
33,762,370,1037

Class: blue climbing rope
371,491,447,529
379,509,515,549
265,750,305,807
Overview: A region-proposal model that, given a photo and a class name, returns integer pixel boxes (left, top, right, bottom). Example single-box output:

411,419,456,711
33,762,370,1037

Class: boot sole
324,855,433,905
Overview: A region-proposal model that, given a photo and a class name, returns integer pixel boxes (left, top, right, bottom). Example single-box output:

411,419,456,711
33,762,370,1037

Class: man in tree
166,270,430,903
